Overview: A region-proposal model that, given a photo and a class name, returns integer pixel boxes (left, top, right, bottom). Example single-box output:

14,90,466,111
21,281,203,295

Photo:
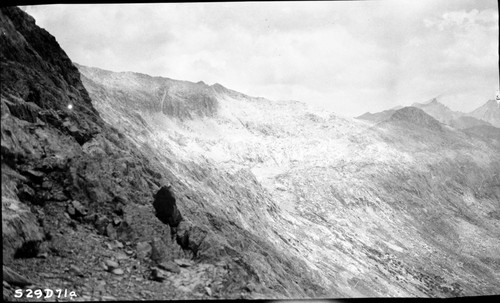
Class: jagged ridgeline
75,63,219,120
2,5,500,301
357,97,500,130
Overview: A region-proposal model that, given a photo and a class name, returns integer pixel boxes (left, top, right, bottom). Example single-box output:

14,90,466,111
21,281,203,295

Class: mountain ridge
357,97,500,131
384,106,443,132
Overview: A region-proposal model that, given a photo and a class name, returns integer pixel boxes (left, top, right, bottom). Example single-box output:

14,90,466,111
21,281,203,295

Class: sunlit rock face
80,62,500,297
75,64,219,120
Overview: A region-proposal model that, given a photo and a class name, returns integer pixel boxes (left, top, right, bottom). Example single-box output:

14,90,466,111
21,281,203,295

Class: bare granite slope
80,62,500,298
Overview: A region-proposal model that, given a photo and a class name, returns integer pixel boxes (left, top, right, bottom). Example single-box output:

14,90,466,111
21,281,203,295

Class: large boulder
153,186,183,228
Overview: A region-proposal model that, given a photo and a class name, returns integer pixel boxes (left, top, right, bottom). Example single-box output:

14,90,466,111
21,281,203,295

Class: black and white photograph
1,0,500,300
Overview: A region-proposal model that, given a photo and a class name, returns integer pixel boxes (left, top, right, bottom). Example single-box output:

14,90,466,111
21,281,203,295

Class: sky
23,0,499,117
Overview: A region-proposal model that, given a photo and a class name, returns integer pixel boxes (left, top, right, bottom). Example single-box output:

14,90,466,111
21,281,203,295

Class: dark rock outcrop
152,186,210,258
1,6,168,265
0,7,102,145
153,186,183,229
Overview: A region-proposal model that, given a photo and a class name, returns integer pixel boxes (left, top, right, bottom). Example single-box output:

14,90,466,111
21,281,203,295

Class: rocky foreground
2,5,500,301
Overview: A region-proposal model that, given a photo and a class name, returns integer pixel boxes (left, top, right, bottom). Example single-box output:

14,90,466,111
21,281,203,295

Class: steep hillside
469,100,500,128
80,62,500,298
0,6,196,300
2,7,318,301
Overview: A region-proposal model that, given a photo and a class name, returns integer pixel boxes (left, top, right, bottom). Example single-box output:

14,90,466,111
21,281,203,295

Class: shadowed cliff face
80,61,500,298
0,6,188,271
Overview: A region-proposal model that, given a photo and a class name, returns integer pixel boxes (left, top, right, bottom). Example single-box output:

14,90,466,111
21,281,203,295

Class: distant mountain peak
388,106,443,131
390,105,404,110
211,83,225,89
469,99,500,127
412,97,446,108
355,109,396,123
428,98,439,104
211,83,229,94
408,98,464,125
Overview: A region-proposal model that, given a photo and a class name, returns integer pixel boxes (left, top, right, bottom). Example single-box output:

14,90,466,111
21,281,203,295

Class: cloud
425,8,497,31
399,7,499,110
24,1,498,117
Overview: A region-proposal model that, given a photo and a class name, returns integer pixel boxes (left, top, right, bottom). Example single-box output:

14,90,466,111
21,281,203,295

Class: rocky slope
2,6,306,301
3,6,500,300
79,59,500,299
